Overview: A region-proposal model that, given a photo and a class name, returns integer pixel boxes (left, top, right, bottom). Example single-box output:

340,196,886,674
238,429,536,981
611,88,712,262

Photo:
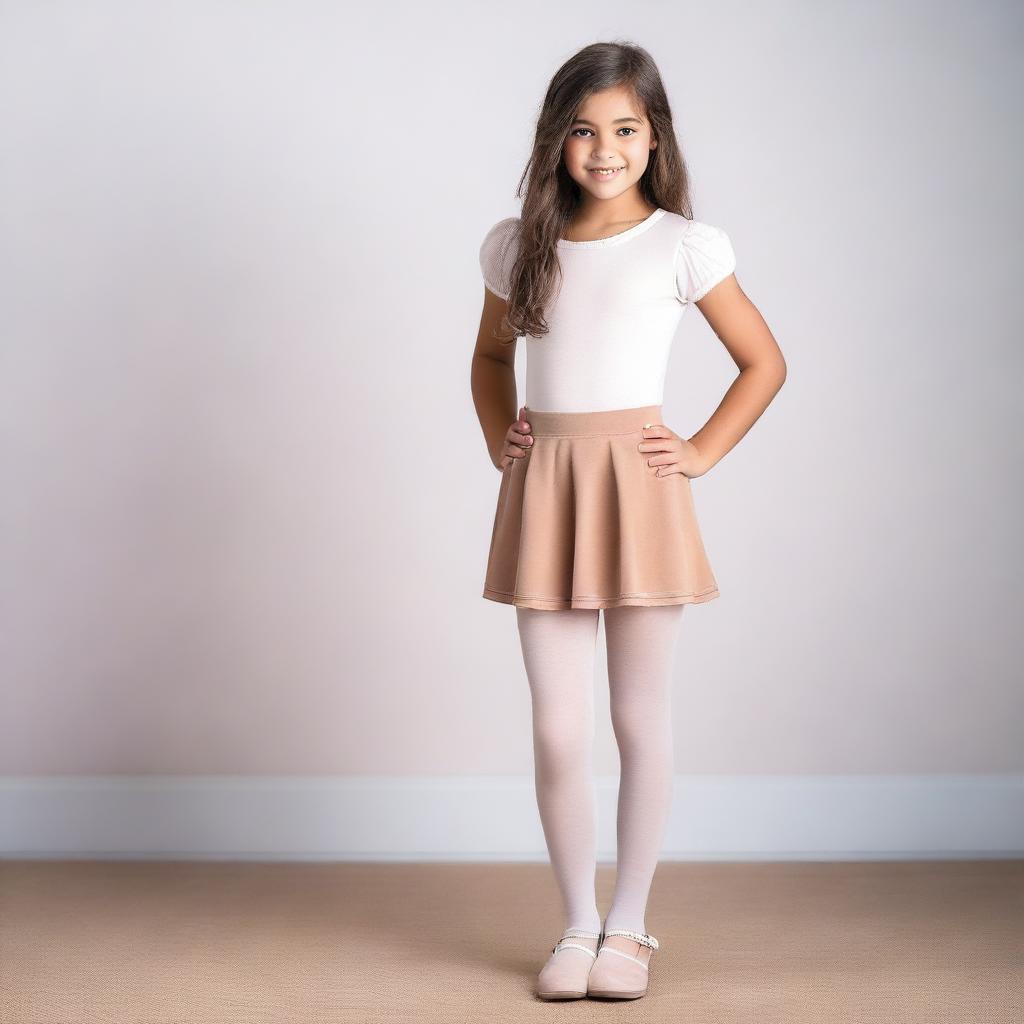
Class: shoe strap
602,927,659,950
552,929,601,957
552,939,598,959
598,945,649,970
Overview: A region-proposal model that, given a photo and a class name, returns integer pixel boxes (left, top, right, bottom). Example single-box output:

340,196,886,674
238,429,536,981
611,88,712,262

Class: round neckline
557,207,665,249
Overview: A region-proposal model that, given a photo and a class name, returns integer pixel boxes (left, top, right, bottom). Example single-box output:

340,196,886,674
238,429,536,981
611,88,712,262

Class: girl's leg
516,605,602,935
603,603,685,936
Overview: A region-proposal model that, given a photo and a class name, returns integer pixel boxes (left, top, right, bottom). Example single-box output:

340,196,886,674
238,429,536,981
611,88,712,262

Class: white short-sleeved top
478,207,736,412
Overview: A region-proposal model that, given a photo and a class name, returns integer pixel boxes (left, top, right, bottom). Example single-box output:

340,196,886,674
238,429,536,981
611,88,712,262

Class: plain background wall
1,1,1021,784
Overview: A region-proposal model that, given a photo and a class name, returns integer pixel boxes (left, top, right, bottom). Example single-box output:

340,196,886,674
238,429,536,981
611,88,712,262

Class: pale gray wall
1,0,1020,777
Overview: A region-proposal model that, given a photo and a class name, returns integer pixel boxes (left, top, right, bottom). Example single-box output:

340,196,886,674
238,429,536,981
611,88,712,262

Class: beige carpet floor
0,859,1021,1023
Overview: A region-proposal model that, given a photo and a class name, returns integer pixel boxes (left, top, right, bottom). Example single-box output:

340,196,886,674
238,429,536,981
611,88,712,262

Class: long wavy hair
498,41,695,342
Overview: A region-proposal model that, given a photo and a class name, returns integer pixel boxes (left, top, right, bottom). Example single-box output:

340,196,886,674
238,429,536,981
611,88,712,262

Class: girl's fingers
645,458,684,477
638,424,677,453
508,428,533,448
646,458,683,478
640,426,684,476
503,412,534,466
645,453,678,467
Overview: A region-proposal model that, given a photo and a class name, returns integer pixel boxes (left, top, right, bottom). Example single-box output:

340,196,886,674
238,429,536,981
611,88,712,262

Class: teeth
593,167,623,175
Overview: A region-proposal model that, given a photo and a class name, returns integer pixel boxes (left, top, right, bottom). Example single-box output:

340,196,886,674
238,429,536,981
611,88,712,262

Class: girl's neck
564,197,659,242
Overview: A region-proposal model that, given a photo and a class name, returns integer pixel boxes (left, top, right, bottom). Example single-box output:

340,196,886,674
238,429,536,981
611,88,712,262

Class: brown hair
498,41,694,341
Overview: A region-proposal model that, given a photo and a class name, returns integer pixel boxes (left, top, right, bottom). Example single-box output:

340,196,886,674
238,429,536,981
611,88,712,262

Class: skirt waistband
523,404,663,437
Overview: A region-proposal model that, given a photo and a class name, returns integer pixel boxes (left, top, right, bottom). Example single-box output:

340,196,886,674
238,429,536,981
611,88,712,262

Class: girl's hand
496,406,533,470
638,422,707,478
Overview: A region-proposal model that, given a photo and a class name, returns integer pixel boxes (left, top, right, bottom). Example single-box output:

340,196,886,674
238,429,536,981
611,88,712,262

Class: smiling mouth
589,166,625,176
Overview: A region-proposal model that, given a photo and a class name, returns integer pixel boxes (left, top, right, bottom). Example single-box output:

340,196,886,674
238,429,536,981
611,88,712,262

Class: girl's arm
471,288,522,469
684,276,787,476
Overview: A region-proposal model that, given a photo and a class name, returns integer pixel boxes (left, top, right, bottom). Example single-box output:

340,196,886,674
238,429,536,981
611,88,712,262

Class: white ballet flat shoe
536,928,602,1000
586,926,660,1000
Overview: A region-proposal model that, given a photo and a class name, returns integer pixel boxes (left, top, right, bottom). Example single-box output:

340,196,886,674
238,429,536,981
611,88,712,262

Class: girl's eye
571,127,638,137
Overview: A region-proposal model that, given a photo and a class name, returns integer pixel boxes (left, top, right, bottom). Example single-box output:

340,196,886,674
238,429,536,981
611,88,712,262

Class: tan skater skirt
482,404,720,611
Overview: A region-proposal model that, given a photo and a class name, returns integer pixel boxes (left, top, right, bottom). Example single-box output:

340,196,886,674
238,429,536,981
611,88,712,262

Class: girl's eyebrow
571,116,643,126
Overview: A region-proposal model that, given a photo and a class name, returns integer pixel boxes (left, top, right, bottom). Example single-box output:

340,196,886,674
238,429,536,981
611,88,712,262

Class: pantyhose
515,603,684,939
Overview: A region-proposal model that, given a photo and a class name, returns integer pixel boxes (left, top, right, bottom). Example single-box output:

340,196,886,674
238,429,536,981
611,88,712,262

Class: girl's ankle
565,915,602,935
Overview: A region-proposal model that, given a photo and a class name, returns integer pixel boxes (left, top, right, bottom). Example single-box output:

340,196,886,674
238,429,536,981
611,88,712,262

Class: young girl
471,41,785,1002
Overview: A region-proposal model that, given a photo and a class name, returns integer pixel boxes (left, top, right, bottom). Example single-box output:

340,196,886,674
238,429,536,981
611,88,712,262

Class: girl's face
562,86,657,202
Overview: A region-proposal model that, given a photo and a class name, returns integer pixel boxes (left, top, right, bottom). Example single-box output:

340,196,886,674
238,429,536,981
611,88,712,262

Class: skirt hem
482,584,720,610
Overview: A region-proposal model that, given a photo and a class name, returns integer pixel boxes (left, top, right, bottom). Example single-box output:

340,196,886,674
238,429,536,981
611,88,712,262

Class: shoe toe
586,950,649,999
537,950,592,999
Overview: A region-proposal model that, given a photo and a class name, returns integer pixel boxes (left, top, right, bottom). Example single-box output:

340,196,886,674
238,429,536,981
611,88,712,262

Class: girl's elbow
767,350,787,387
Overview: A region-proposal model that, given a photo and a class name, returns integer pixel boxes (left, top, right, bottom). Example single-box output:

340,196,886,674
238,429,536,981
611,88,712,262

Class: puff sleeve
478,217,521,300
674,219,737,304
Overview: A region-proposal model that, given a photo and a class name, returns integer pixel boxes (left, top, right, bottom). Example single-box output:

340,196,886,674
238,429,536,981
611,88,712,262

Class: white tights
515,603,684,937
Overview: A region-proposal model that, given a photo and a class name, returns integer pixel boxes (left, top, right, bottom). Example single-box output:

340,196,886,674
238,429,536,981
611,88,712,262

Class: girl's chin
576,175,633,197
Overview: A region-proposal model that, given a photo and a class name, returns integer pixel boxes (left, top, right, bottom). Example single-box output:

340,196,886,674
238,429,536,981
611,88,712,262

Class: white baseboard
1,774,1021,860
